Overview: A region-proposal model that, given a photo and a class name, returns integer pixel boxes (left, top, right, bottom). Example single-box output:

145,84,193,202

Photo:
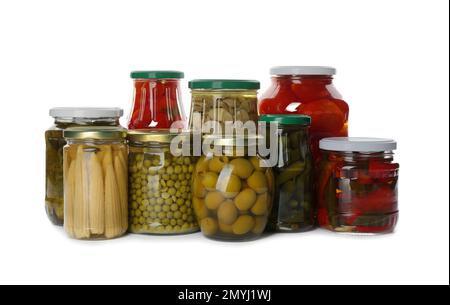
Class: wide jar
317,137,399,234
192,136,275,241
45,107,123,226
63,127,128,240
259,115,315,232
189,79,259,134
128,71,186,130
258,66,349,166
127,130,199,235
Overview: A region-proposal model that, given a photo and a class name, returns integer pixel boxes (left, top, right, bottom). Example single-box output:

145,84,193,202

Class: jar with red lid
317,137,399,234
258,66,349,166
128,71,186,130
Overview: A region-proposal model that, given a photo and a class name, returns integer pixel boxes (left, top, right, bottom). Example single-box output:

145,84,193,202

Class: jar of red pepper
128,71,186,130
317,138,399,234
258,66,349,166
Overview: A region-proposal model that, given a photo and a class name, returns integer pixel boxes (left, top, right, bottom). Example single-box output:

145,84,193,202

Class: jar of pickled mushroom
128,71,186,130
45,107,124,226
192,136,275,241
259,115,315,232
127,130,199,235
188,79,260,134
258,66,349,167
317,137,399,234
63,127,128,240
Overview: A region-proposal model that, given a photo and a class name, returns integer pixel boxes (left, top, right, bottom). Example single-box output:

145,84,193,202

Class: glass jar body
128,141,199,234
317,150,399,234
45,117,121,225
267,124,315,232
192,148,274,241
63,138,128,240
128,79,186,129
259,76,349,165
189,89,259,134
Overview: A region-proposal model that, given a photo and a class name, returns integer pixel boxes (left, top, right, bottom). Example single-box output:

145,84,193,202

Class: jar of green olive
127,130,199,235
259,115,315,232
192,136,275,241
46,107,124,226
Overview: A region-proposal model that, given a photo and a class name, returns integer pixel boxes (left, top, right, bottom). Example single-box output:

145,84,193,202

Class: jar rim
49,107,123,119
320,137,397,152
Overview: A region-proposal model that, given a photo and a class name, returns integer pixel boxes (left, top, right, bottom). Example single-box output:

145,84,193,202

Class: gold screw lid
63,127,127,140
127,129,190,144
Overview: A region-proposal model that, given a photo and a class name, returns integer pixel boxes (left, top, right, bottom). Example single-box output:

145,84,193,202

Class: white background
0,0,448,285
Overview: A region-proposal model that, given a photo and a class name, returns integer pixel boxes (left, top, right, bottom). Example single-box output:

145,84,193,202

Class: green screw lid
259,114,312,125
189,79,260,90
130,71,184,79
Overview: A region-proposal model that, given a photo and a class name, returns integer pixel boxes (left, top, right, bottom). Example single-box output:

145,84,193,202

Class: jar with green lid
63,127,128,240
188,79,260,134
46,107,124,225
192,135,275,241
259,115,315,232
127,130,199,235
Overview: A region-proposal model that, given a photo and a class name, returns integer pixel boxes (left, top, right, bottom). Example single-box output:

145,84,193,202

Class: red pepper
368,160,398,181
352,186,397,213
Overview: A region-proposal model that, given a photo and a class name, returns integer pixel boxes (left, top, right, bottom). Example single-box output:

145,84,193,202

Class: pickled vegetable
317,151,399,234
128,149,199,235
192,155,274,241
64,143,128,240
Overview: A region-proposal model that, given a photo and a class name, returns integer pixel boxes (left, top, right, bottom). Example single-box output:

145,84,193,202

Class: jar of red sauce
258,66,349,165
128,71,186,130
317,137,399,234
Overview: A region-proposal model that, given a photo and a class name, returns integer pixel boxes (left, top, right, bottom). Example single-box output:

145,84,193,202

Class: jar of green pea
127,130,199,235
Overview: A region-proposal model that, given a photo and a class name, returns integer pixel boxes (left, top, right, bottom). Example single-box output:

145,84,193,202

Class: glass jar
317,138,399,234
189,79,260,134
259,115,315,232
127,130,199,235
45,107,123,226
258,66,349,167
128,71,186,130
192,136,275,241
63,127,128,240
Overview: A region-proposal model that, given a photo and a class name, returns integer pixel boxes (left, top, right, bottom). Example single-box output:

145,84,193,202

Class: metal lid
63,127,127,140
130,71,184,79
320,137,397,152
189,79,260,90
127,129,189,143
49,107,123,119
259,114,311,125
270,66,336,76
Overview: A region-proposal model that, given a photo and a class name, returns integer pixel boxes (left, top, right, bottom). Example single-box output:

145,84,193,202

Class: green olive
217,200,238,225
205,192,225,210
251,193,269,216
252,216,267,234
202,172,219,190
247,171,268,194
234,188,257,211
232,215,255,235
230,158,254,179
208,156,229,173
193,197,208,220
219,174,242,198
201,217,218,236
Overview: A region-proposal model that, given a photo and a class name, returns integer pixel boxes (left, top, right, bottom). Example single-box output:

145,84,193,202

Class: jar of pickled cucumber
46,107,123,226
259,115,315,232
318,137,399,234
127,130,199,235
63,127,128,240
192,136,275,241
188,80,260,134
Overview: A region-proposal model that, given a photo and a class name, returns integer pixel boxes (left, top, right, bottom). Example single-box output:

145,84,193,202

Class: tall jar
259,66,349,167
192,136,275,241
63,127,128,240
127,130,199,235
317,138,399,234
259,115,315,232
128,71,186,130
45,107,123,225
189,80,259,134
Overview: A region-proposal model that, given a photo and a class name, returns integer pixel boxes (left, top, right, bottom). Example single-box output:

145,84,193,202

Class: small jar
127,130,199,235
63,127,128,240
259,115,315,232
188,79,260,134
128,71,186,130
317,137,399,234
45,107,123,225
192,136,275,241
